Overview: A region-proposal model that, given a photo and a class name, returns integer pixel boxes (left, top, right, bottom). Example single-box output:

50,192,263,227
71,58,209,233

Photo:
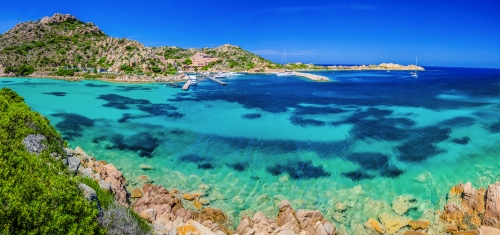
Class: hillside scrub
0,88,104,234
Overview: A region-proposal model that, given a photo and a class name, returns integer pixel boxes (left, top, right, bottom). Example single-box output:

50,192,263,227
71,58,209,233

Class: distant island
0,13,423,82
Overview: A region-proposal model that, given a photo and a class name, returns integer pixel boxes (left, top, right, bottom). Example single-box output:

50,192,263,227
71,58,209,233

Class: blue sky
0,0,499,68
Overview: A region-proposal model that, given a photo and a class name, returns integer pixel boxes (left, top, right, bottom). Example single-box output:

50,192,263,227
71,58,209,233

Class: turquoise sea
2,67,500,232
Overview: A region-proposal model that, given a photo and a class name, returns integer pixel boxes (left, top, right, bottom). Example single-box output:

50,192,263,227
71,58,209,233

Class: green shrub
4,64,35,76
120,64,134,73
78,177,151,234
98,203,152,235
56,68,75,76
79,177,115,209
151,66,162,73
183,58,192,65
0,88,104,234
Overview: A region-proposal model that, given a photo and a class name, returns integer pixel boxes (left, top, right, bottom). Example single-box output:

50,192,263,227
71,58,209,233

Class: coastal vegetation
3,64,35,76
0,88,151,234
0,88,102,234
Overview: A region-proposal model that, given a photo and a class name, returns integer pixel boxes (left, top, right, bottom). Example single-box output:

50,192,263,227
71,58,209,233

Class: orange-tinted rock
409,220,430,230
441,202,465,224
194,208,231,234
365,218,384,234
131,188,143,198
450,231,478,235
403,231,428,235
450,184,465,196
192,192,204,197
193,199,203,210
176,224,198,235
447,224,459,232
379,212,409,235
183,193,195,200
197,208,228,223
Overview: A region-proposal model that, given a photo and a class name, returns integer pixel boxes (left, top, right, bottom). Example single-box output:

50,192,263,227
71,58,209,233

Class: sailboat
277,48,293,76
411,57,418,78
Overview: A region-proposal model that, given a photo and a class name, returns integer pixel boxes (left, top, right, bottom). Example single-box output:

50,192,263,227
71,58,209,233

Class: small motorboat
168,82,180,88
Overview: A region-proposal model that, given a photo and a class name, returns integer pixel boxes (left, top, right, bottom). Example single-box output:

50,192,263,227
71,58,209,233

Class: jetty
206,76,227,85
293,72,330,82
182,79,192,90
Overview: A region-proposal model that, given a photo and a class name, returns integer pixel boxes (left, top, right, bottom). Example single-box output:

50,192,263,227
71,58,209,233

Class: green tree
183,58,192,65
151,66,162,73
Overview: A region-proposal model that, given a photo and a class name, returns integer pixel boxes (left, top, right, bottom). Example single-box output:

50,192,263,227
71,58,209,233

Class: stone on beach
193,199,203,210
392,195,418,216
199,197,210,205
408,220,430,230
379,212,409,235
139,163,153,170
131,188,143,198
183,193,195,200
365,217,384,234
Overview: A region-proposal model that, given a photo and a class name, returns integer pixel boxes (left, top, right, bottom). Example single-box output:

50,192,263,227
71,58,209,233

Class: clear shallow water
2,67,500,232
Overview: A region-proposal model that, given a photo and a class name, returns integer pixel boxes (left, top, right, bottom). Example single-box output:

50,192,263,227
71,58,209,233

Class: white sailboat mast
280,48,286,67
416,57,418,75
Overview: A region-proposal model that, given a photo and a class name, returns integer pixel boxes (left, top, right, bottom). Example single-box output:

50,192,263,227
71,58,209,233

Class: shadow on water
43,92,67,97
85,83,109,88
179,154,215,169
105,132,159,157
52,113,95,140
266,160,330,180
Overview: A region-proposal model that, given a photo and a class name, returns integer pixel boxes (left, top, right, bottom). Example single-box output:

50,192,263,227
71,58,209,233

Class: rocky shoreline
52,145,500,235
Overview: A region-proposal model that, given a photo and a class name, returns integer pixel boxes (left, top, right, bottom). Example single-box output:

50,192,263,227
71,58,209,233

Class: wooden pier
182,79,192,90
206,76,227,85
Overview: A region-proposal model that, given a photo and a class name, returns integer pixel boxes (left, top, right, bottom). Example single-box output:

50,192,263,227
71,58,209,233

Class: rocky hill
0,13,277,78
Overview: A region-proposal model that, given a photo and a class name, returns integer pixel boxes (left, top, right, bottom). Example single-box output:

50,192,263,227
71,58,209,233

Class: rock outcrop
484,183,500,229
65,146,129,207
22,134,47,155
439,182,500,234
235,199,337,235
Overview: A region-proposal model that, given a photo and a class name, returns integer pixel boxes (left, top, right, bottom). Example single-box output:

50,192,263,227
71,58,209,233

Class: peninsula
0,13,423,82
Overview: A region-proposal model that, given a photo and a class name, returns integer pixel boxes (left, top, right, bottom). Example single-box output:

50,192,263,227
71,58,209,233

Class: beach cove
2,67,500,234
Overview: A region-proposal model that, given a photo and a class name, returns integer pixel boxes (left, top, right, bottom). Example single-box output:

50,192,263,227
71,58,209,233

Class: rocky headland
0,13,423,83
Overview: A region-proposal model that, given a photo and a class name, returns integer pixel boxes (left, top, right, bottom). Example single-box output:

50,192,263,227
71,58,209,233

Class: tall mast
280,48,286,67
416,57,418,75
